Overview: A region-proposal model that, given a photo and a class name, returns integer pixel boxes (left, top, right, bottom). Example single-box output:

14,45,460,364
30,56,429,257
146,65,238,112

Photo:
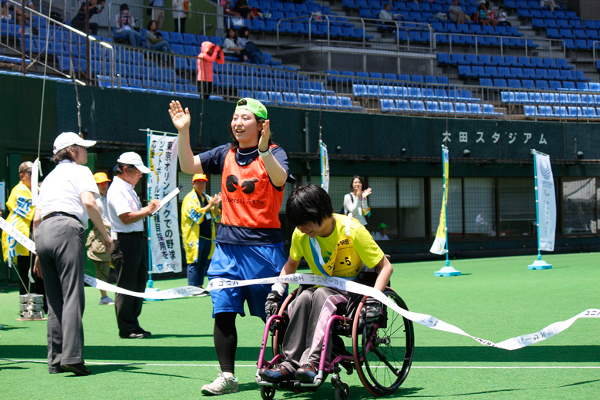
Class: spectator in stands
378,3,401,28
145,20,173,53
70,0,105,36
197,41,224,99
476,3,498,26
14,0,34,34
114,4,141,47
172,0,190,33
448,0,469,24
540,0,556,12
1,0,12,20
150,0,165,30
497,6,510,26
234,0,256,20
220,0,241,18
237,26,265,64
223,28,245,61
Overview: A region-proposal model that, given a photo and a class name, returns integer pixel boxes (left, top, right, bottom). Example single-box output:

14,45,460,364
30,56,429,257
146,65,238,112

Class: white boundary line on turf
3,360,600,369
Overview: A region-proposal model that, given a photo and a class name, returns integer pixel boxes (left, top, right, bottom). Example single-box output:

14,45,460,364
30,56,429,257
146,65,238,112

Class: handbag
146,0,154,16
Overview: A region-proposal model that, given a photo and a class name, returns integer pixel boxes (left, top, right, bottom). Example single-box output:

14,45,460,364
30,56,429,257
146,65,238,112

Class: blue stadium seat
536,80,549,90
280,92,298,107
507,79,522,88
548,80,562,90
426,101,439,113
353,84,367,97
380,98,397,113
438,102,454,114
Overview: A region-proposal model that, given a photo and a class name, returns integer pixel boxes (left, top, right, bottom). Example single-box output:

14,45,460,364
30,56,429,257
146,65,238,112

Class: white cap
117,152,151,174
53,132,97,154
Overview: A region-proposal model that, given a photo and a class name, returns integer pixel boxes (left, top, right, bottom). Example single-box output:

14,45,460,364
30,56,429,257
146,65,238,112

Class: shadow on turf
77,364,193,378
244,383,423,398
414,345,600,363
2,345,285,362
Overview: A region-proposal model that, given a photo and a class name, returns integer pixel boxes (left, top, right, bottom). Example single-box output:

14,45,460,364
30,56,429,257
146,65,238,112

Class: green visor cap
235,98,268,120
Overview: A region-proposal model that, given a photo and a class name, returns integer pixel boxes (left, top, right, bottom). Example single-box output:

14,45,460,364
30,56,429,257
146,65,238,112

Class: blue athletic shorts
207,242,286,319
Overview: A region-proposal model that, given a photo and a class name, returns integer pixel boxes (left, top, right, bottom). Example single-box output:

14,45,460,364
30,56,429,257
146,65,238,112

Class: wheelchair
255,280,415,400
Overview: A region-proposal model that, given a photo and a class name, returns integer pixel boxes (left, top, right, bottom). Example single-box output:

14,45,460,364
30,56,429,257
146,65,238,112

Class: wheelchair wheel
351,288,414,396
334,382,350,400
260,386,276,400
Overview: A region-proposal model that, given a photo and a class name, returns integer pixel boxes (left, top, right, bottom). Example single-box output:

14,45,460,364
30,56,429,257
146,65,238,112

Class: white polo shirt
37,160,99,226
107,175,145,234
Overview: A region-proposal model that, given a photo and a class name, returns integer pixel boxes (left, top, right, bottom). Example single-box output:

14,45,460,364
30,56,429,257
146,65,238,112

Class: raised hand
258,120,271,152
169,100,191,132
362,188,372,199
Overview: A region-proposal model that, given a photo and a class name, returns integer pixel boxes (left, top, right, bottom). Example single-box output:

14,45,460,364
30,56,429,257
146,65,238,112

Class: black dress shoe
136,329,152,338
120,332,145,339
259,364,293,383
61,364,92,376
295,363,319,382
49,366,67,374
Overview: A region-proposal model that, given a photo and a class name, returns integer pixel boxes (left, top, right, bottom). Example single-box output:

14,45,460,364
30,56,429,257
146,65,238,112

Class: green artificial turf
1,253,599,399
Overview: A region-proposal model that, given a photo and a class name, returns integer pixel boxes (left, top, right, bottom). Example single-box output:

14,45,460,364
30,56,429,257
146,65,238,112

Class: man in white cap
107,152,160,339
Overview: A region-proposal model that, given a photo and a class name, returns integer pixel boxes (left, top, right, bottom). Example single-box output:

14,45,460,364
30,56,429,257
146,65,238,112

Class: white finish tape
2,217,598,351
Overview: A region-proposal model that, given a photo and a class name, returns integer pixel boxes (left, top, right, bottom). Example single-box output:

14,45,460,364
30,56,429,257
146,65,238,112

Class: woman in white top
33,132,114,376
343,175,371,226
223,28,244,61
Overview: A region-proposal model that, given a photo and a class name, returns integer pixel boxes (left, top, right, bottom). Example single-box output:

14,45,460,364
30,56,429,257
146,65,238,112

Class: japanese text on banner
148,134,183,273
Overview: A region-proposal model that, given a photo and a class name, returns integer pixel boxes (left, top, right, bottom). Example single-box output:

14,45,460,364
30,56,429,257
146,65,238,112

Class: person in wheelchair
259,183,393,383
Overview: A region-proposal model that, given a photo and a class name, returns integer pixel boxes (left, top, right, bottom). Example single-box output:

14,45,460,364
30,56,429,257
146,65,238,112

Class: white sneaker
201,373,238,395
99,296,115,305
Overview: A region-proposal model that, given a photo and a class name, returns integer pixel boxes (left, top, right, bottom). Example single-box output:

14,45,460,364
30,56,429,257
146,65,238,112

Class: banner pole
146,128,154,289
528,149,553,270
435,145,460,277
533,151,542,261
444,150,450,268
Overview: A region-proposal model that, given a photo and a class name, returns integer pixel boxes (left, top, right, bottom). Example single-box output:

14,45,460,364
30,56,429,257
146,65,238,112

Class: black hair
238,26,249,38
350,175,366,190
114,163,136,175
228,99,270,150
50,147,77,165
286,183,334,227
120,3,128,11
225,27,238,41
147,20,157,30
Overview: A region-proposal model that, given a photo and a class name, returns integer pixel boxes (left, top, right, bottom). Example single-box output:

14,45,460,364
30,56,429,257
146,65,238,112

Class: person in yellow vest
2,161,47,313
181,173,222,289
259,183,393,383
85,172,115,305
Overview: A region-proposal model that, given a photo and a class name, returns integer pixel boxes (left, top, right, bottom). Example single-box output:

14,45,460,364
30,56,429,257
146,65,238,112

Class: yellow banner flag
430,147,449,255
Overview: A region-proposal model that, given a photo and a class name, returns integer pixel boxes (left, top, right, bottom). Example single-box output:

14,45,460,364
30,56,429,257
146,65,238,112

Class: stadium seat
380,98,397,113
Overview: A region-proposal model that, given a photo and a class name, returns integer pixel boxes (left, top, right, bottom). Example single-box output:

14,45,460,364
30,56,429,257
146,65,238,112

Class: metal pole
532,151,542,261
443,145,450,267
146,128,153,288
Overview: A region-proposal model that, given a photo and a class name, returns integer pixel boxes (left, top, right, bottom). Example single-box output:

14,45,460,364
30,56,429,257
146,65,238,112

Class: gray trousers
36,216,86,371
280,287,349,374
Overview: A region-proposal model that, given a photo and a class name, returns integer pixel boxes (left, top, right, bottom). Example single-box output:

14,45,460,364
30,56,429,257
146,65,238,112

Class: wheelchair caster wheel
335,382,350,400
260,386,276,400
